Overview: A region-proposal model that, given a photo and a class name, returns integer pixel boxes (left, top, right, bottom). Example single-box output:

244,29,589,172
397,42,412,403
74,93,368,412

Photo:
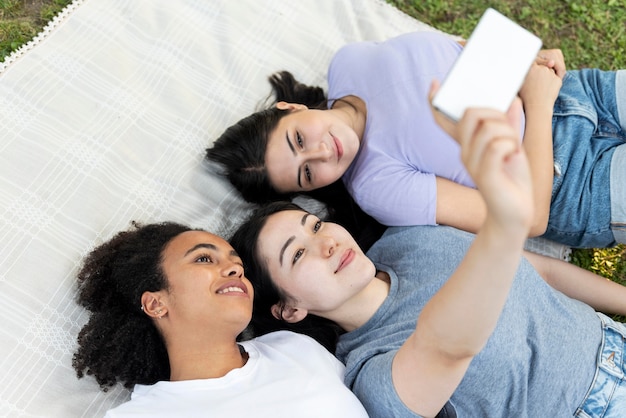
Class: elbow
528,210,549,237
527,191,552,237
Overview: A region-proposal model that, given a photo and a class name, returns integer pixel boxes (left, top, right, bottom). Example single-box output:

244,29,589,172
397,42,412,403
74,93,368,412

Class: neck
166,333,248,381
332,95,367,141
331,271,390,332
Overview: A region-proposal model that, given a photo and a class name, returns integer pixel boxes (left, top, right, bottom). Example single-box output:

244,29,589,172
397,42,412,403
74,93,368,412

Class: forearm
521,106,553,236
524,251,626,316
435,178,486,234
418,218,526,357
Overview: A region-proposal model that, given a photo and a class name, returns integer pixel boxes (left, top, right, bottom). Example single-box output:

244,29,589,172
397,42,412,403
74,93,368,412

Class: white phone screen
432,8,542,122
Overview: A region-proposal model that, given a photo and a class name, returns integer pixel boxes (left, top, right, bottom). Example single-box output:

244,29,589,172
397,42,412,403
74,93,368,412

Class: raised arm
392,94,533,417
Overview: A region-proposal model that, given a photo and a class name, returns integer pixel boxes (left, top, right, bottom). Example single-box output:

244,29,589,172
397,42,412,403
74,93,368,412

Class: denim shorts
575,313,626,418
542,69,626,248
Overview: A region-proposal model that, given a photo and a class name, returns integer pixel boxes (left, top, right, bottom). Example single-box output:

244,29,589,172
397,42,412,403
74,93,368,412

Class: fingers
519,63,562,107
429,80,460,142
536,48,566,78
457,110,520,177
506,98,523,133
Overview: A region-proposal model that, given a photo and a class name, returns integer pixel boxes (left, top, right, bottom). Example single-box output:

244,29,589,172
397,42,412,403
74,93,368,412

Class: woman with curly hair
72,222,367,417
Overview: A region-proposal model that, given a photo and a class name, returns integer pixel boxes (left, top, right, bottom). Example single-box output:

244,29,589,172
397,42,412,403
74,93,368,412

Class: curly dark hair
72,221,192,390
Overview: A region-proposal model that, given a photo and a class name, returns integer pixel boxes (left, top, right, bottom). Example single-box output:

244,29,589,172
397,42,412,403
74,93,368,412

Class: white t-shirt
105,331,368,417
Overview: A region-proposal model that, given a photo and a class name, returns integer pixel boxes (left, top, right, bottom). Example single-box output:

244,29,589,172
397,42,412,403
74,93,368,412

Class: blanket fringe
0,0,85,74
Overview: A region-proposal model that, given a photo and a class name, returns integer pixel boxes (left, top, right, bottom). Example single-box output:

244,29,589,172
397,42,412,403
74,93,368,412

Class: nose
320,235,336,258
306,142,332,162
222,261,244,278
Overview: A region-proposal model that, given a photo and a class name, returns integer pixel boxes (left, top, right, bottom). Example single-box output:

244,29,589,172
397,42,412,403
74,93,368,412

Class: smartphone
432,8,542,122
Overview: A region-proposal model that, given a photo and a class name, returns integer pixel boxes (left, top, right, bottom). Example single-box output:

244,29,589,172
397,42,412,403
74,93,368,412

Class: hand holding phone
432,8,542,122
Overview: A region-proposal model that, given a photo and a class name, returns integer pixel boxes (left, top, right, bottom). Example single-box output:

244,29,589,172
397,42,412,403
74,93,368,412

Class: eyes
195,253,213,263
194,253,244,268
292,220,322,265
295,132,313,184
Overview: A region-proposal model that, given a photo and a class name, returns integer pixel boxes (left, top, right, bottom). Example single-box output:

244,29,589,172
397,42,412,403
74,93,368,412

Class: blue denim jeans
542,69,626,248
575,313,626,417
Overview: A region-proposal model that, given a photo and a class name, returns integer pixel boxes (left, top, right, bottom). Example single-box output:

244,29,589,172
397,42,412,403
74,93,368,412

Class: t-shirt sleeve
350,351,456,418
347,163,438,226
328,31,468,227
267,331,346,377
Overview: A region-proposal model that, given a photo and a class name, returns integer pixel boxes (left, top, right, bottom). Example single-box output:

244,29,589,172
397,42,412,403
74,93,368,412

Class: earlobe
271,303,308,323
140,291,167,319
276,101,308,112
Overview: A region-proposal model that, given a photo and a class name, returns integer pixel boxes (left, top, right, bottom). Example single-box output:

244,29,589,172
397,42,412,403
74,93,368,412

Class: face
265,105,361,193
257,210,376,319
160,230,253,333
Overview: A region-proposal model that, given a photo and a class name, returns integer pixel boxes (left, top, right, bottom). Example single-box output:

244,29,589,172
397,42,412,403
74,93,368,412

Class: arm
435,177,485,234
523,250,626,316
517,61,563,235
393,98,533,417
434,49,564,237
437,183,626,316
433,89,549,237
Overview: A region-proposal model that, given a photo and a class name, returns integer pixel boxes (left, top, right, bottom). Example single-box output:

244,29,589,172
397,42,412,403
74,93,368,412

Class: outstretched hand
429,81,534,231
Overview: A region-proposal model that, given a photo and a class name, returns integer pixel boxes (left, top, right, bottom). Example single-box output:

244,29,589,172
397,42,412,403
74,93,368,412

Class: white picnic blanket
0,0,569,415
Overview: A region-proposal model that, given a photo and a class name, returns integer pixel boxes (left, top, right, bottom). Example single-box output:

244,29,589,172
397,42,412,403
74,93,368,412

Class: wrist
482,214,531,247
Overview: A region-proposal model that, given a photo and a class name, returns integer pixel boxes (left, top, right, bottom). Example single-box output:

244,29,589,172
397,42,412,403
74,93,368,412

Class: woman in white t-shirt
72,222,367,418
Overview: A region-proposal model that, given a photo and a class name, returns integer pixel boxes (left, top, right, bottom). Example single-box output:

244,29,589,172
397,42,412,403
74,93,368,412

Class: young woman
230,105,626,417
72,222,367,417
207,30,626,249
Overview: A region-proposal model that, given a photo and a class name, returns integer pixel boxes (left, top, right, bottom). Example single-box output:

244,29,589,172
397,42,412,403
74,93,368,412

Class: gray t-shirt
336,225,601,417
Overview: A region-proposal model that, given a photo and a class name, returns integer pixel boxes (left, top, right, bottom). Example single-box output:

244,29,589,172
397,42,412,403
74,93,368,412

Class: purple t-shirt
328,31,517,226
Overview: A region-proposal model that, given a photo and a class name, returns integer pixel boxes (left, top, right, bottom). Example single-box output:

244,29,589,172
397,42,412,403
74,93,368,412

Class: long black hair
230,201,344,352
207,71,385,251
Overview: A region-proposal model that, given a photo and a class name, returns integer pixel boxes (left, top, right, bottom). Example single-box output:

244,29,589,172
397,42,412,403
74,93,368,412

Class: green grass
388,0,626,70
1,0,625,285
0,0,72,60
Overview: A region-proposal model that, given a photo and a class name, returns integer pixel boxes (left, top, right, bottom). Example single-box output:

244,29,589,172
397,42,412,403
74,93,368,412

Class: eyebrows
184,243,239,258
278,213,310,266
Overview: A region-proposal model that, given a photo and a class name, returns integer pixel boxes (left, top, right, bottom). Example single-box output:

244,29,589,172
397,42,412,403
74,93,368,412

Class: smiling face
256,210,376,320
265,105,361,193
159,230,253,334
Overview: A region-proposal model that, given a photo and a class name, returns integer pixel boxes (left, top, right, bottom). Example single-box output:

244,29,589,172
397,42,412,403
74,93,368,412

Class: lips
331,134,343,160
216,280,248,295
335,249,354,273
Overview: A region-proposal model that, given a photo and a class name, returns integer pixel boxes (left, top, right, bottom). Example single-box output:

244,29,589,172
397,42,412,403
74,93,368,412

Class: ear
276,101,308,112
271,303,308,323
140,291,168,319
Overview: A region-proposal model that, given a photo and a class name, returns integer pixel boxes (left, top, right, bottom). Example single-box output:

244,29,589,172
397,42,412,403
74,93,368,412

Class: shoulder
335,30,456,56
368,225,473,258
251,329,324,347
332,30,447,67
247,331,341,365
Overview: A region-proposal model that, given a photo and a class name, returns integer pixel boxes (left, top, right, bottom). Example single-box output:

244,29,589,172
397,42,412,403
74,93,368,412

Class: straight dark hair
207,70,385,252
230,201,344,352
